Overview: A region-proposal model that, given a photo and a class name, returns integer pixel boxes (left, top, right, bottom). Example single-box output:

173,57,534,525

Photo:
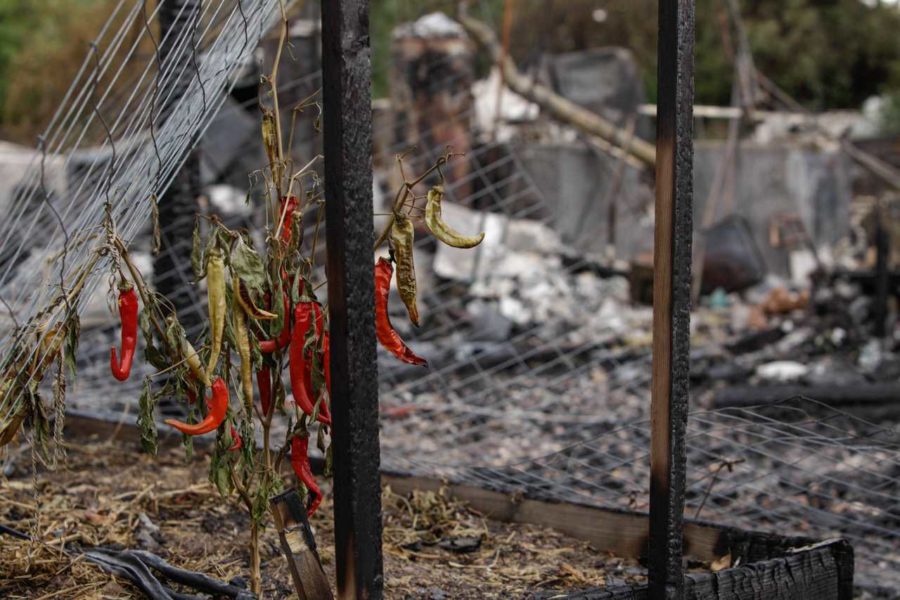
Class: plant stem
373,154,452,251
250,520,262,597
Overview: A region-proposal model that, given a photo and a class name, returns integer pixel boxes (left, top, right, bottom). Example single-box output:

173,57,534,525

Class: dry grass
1,436,646,598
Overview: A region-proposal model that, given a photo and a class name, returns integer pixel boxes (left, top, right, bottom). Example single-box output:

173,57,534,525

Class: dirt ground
0,436,647,599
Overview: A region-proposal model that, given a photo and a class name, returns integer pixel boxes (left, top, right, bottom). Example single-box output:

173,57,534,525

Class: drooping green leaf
144,343,169,371
291,271,303,305
191,220,205,281
63,309,80,378
209,451,233,497
316,423,326,453
30,389,52,465
324,444,333,478
52,359,67,459
231,237,267,293
137,377,158,455
139,310,153,346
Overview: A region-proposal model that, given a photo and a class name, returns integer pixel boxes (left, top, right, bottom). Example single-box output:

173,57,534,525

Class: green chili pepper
390,213,420,326
206,248,226,378
425,185,485,249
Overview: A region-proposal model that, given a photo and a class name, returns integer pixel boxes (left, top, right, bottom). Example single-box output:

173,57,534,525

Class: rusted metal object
649,1,695,599
270,490,334,600
321,0,385,598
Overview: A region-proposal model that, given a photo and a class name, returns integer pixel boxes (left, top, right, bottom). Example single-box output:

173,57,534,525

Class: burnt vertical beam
649,1,694,600
321,1,384,599
156,0,202,331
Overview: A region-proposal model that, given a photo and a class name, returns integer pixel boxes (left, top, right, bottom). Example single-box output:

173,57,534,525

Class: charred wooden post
271,490,334,600
649,1,695,599
156,0,203,332
390,15,474,195
321,0,385,598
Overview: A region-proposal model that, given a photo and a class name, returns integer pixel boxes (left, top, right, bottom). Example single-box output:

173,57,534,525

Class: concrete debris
393,12,466,40
471,68,539,142
756,361,809,382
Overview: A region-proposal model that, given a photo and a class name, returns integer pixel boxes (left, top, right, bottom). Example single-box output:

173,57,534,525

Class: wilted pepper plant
104,144,482,597
0,7,485,597
105,50,483,600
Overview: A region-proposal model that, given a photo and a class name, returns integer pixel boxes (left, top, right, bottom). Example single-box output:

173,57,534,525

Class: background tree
1,0,899,141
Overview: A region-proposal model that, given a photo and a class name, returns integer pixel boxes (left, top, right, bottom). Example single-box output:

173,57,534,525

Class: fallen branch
456,7,657,168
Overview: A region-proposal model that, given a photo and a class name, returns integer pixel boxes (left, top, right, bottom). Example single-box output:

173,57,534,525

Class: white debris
756,361,809,382
505,219,563,254
858,339,885,373
393,12,466,40
472,68,540,141
789,249,818,286
206,184,252,216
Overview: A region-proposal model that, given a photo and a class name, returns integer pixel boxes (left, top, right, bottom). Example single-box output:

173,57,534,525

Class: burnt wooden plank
650,0,695,599
270,490,334,600
320,0,384,598
535,542,850,599
683,544,842,600
383,473,733,564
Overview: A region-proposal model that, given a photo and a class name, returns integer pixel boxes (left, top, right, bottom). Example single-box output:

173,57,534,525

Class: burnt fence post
649,1,695,600
321,0,385,598
156,0,203,332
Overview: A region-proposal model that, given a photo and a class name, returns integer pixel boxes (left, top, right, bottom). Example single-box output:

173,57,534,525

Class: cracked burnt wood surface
533,540,852,599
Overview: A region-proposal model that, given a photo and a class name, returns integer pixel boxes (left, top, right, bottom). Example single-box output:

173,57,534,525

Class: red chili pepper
304,302,322,401
289,302,331,426
259,292,291,353
279,195,300,243
374,258,427,366
227,425,242,452
322,332,331,394
110,284,138,381
290,435,322,517
309,304,332,425
164,378,229,436
289,302,318,418
257,366,272,417
316,329,332,424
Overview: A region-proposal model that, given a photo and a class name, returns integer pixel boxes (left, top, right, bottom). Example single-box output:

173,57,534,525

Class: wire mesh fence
0,0,282,427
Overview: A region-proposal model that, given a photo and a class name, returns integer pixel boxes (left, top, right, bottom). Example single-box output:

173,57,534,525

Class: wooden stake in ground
649,1,695,599
271,490,334,600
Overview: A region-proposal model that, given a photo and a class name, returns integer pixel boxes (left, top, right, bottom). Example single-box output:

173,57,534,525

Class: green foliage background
1,0,899,141
371,0,900,130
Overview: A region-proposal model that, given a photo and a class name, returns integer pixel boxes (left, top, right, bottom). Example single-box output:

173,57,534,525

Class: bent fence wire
0,0,280,422
2,2,899,597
